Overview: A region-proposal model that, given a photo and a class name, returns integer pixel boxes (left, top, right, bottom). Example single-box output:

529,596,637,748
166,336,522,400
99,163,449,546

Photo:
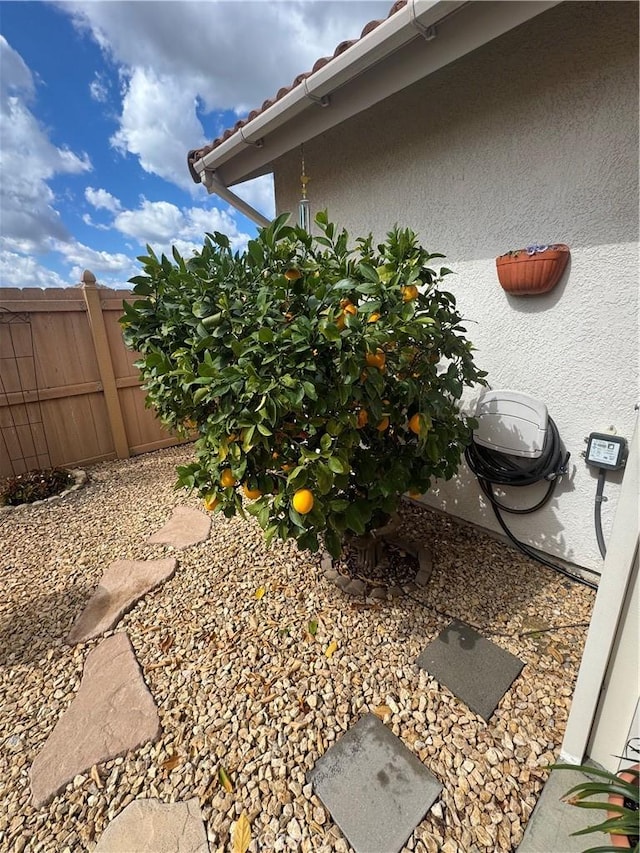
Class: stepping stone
67,558,177,644
307,713,442,853
147,506,211,549
416,619,525,721
94,798,209,852
30,633,160,808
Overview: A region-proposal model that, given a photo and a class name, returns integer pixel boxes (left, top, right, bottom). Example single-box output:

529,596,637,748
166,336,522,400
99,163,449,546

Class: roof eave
191,0,561,189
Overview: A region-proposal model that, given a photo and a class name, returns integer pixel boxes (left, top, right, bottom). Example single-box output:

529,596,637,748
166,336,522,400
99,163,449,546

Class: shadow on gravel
0,584,90,666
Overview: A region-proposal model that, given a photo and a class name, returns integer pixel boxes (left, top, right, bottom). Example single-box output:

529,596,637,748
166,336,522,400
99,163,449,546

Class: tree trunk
348,513,401,572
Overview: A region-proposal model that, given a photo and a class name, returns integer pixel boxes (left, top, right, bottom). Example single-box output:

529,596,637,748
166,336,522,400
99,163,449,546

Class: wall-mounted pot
496,244,570,295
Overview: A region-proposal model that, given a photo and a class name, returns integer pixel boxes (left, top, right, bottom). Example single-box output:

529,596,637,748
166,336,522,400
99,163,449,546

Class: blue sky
0,1,389,288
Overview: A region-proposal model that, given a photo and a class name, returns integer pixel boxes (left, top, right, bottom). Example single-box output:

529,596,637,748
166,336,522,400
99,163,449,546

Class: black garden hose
594,468,607,560
465,417,600,591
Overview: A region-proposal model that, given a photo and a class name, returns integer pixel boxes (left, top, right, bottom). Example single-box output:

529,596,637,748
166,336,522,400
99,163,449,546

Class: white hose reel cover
473,390,549,459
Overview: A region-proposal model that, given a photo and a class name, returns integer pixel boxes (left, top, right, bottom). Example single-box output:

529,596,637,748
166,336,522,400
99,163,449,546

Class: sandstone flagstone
67,558,177,644
147,506,211,548
94,798,209,852
30,633,160,808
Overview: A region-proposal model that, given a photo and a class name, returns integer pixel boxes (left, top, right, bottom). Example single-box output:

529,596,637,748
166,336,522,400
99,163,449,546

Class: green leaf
344,503,365,535
316,463,334,495
258,327,274,343
327,456,347,475
324,528,342,559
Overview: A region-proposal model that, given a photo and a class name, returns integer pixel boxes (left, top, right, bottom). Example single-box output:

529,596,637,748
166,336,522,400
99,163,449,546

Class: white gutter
193,0,465,180
193,0,561,204
201,170,270,228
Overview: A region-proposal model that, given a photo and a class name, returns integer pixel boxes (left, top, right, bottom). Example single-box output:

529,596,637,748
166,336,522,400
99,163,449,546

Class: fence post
81,270,130,459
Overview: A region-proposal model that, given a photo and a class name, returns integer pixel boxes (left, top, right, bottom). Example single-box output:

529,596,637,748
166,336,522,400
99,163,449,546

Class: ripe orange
365,350,386,370
402,285,419,302
292,489,314,514
408,413,423,435
284,268,302,281
203,495,219,512
242,483,262,500
377,416,390,432
220,469,237,488
356,408,369,429
336,314,346,331
343,303,357,316
368,312,381,323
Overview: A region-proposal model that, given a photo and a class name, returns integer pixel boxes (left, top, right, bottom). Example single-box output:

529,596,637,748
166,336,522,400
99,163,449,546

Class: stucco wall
274,2,639,571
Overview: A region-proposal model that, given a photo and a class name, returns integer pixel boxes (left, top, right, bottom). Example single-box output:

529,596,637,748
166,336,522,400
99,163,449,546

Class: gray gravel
0,445,595,852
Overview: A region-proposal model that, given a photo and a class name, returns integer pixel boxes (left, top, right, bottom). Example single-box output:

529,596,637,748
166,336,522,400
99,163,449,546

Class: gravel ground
0,445,595,853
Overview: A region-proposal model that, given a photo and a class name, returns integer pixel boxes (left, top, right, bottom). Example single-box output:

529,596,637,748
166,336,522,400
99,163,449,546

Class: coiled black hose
465,417,600,590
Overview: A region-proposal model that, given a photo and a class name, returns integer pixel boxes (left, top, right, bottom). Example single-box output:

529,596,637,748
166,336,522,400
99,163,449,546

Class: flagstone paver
416,619,525,720
67,558,177,644
94,797,209,852
30,633,161,808
307,713,442,853
147,506,211,549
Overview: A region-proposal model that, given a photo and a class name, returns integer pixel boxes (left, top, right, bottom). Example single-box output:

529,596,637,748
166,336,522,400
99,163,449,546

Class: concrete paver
308,713,442,853
416,619,524,720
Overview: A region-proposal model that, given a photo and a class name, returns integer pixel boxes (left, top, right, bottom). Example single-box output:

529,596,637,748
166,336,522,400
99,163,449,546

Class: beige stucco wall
274,2,639,571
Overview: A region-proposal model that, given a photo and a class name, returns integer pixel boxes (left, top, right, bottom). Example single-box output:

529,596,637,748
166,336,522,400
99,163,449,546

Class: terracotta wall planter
496,244,570,295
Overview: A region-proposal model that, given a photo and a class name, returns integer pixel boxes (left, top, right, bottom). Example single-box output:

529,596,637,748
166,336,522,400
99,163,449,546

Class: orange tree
121,212,486,563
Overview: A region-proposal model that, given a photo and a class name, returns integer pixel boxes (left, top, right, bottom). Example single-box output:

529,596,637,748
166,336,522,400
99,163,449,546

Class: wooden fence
0,271,186,478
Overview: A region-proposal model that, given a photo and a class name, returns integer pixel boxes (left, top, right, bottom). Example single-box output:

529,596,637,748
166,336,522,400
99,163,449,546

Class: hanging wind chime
298,146,310,232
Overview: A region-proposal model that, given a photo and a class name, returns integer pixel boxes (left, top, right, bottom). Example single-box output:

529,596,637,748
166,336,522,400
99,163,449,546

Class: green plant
121,211,487,564
1,468,73,507
554,762,639,852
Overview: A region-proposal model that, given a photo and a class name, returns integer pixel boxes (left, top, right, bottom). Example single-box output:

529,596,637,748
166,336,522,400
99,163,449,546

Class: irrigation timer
585,432,628,470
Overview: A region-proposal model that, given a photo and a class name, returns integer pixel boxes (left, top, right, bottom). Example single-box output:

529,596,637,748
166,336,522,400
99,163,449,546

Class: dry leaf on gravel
161,755,181,771
325,640,337,658
219,765,233,793
90,765,102,789
372,705,392,720
545,643,565,664
159,634,173,653
232,811,251,853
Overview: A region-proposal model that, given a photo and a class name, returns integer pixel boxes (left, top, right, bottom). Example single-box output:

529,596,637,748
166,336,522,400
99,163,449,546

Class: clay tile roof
187,0,407,183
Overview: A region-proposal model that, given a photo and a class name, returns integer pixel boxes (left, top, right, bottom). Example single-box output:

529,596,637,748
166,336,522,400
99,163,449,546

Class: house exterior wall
274,1,639,572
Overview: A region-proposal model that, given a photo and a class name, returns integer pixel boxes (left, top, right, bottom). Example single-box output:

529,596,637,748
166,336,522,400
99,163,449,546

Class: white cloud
89,71,109,103
113,198,251,254
82,212,111,231
55,239,134,276
85,186,122,212
0,251,69,289
62,1,390,112
232,174,276,220
115,199,184,242
59,1,389,192
110,67,206,192
0,36,92,256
